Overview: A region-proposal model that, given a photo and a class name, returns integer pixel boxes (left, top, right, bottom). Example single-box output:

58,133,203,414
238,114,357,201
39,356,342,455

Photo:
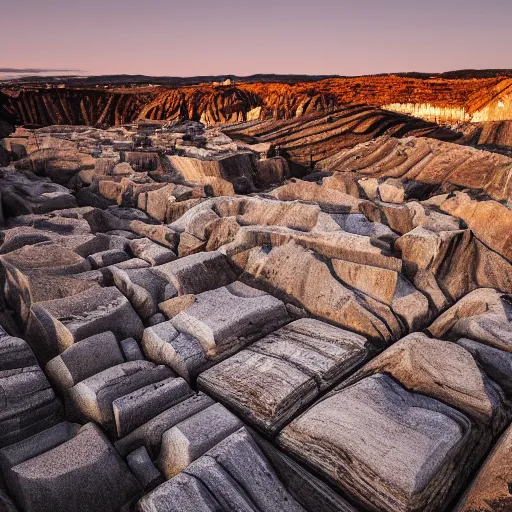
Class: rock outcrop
2,111,512,512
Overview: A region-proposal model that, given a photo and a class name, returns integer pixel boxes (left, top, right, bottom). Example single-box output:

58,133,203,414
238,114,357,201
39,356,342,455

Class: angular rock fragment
378,178,405,203
158,403,243,478
0,421,81,488
141,428,307,512
332,259,430,331
455,423,512,512
237,196,320,231
68,361,173,430
226,224,401,270
142,321,207,382
0,170,76,216
170,282,289,359
457,338,512,397
1,241,91,275
112,267,174,321
270,179,365,213
115,393,215,458
0,366,62,448
361,200,461,234
177,232,205,257
120,337,145,361
87,248,130,269
138,184,176,222
236,241,400,343
127,446,163,490
351,332,508,426
130,237,176,266
113,377,193,437
45,331,124,390
32,286,144,356
427,288,512,352
0,327,37,371
204,216,240,251
158,295,196,319
441,191,512,261
151,251,239,295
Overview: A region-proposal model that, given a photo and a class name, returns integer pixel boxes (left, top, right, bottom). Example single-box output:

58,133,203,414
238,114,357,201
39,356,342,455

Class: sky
2,0,511,77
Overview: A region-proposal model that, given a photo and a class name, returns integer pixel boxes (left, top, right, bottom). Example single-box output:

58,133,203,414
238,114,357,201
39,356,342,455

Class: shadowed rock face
4,115,512,512
0,91,15,141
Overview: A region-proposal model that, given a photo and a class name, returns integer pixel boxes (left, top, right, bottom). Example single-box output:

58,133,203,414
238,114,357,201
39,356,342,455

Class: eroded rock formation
2,113,512,512
3,73,512,129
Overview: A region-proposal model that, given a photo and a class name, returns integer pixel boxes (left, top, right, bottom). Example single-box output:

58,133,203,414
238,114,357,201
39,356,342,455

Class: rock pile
1,115,512,512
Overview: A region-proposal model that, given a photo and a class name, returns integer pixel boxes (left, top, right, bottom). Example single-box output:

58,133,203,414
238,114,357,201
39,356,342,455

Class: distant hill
3,70,512,87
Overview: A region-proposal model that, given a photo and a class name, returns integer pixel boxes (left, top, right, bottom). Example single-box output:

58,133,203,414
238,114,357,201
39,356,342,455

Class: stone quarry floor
1,120,512,512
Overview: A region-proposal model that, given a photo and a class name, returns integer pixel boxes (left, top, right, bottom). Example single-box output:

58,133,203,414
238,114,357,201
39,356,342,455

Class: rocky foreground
1,114,512,512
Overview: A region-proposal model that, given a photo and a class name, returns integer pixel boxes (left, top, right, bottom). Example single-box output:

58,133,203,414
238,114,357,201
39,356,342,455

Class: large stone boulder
280,373,473,512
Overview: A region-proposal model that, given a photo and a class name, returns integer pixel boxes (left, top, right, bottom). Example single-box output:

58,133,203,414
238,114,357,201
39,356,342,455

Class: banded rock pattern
3,74,512,127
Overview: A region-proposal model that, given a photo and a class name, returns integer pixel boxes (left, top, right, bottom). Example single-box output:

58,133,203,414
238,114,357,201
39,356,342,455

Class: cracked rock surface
2,116,512,512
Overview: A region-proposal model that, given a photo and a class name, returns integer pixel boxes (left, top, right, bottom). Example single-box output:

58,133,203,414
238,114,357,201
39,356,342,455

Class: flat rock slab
140,427,306,512
170,281,289,361
198,319,369,433
33,286,144,353
7,423,140,512
151,251,239,295
279,373,472,512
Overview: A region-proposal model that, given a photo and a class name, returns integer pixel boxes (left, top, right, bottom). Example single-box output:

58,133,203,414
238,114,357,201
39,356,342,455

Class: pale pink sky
2,0,511,76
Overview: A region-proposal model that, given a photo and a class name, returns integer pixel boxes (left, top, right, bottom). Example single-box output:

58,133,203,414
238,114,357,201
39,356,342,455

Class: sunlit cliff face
471,93,512,123
383,79,512,124
381,103,469,123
